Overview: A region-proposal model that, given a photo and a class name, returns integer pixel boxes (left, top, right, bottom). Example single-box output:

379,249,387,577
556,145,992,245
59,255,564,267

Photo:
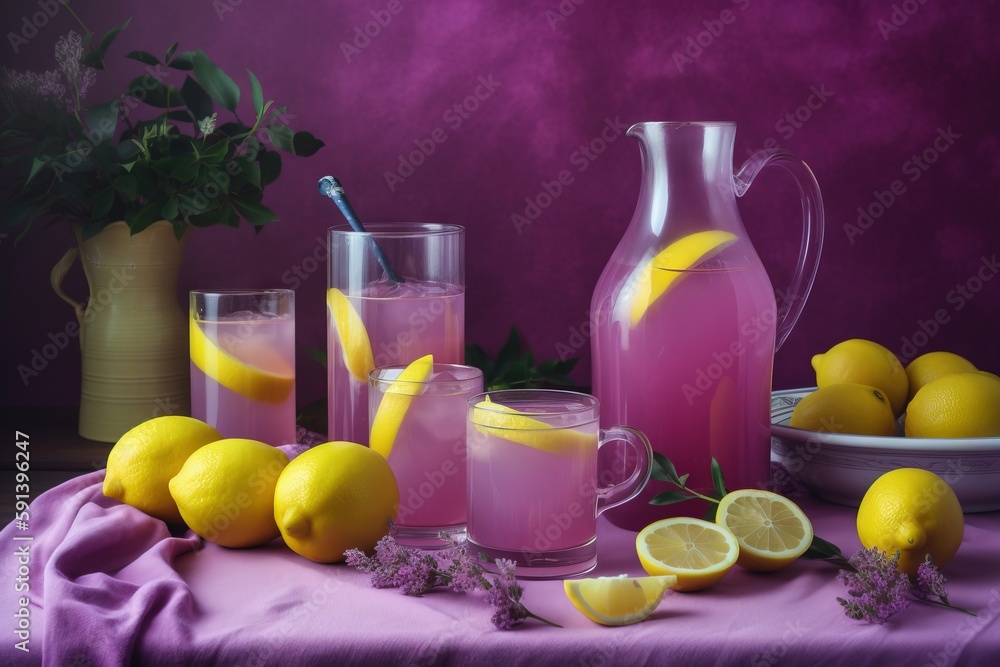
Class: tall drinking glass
189,289,296,446
328,223,464,444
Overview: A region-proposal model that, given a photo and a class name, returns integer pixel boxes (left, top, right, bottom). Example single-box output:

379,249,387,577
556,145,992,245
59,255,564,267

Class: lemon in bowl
789,383,897,437
905,372,1000,438
812,339,909,416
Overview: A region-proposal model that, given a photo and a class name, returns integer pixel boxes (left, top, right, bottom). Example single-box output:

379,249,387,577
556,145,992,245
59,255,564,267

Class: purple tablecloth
2,462,999,666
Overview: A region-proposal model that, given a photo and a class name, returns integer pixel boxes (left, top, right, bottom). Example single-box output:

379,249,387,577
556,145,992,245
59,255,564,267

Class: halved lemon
369,354,434,459
327,288,375,382
564,574,677,626
626,230,739,328
636,517,740,591
189,319,294,404
715,489,813,572
469,398,594,456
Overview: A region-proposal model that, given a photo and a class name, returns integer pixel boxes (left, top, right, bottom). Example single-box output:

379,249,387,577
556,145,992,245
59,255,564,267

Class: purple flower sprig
345,535,561,630
836,548,977,623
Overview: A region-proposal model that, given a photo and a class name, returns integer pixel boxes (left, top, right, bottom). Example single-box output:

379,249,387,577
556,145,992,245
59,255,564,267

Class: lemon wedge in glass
327,287,376,382
189,318,294,404
369,354,434,459
564,574,677,626
469,397,594,456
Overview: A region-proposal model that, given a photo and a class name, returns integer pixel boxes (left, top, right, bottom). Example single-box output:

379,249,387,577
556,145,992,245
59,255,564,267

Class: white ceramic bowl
770,388,1000,513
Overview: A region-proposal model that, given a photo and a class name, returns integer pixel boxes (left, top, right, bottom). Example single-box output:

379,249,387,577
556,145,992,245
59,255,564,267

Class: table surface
1,442,999,667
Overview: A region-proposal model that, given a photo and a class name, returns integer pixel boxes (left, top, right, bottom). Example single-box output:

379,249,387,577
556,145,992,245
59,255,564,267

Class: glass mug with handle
466,390,652,578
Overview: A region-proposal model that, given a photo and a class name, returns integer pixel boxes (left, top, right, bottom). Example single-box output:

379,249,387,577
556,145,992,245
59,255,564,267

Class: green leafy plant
465,327,582,391
1,7,323,242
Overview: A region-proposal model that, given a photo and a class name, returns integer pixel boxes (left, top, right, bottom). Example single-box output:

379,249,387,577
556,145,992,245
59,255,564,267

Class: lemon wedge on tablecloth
636,517,740,592
469,397,594,456
715,489,813,572
189,318,294,404
327,288,376,382
369,354,434,459
626,230,738,328
564,574,677,626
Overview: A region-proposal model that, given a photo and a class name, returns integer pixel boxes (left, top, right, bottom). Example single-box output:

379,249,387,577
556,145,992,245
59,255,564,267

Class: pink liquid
592,266,775,530
191,316,296,447
378,371,478,529
328,279,464,444
467,418,599,554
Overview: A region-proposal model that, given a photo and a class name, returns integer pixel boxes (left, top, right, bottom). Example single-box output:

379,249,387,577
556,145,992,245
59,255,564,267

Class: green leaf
199,139,230,164
181,76,213,121
703,503,719,522
649,490,694,506
81,49,103,70
99,18,132,59
126,50,160,66
153,156,199,182
231,198,278,226
292,131,324,157
168,50,197,71
92,188,115,220
84,100,119,141
307,348,327,368
263,124,294,152
801,535,848,561
25,158,46,187
233,157,261,188
494,327,522,379
126,76,181,108
248,70,264,121
259,149,281,186
127,201,161,234
711,458,728,498
193,51,240,112
114,173,138,199
161,197,179,221
677,473,689,487
651,452,681,484
165,42,179,63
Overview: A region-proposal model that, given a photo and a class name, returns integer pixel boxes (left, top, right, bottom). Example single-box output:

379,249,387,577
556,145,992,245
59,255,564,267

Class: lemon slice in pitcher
626,230,738,328
189,319,294,404
369,354,434,459
327,288,376,382
470,397,593,456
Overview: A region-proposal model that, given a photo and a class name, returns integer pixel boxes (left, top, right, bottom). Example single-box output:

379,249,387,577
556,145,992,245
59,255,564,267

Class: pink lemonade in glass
369,363,482,548
592,265,775,530
328,223,465,445
329,279,464,444
190,290,296,447
466,390,651,578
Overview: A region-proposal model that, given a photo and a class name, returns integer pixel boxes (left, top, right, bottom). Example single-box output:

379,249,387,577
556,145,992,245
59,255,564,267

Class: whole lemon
789,384,897,436
904,351,977,403
905,372,1000,438
812,339,909,416
103,416,222,522
274,441,399,563
169,438,289,548
857,468,964,575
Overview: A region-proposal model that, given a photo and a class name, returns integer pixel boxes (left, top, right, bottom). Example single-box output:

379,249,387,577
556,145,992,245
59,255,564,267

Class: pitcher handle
735,150,825,350
50,247,86,341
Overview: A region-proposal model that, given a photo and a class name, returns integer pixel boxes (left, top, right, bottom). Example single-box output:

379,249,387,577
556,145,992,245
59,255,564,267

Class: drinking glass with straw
321,177,466,444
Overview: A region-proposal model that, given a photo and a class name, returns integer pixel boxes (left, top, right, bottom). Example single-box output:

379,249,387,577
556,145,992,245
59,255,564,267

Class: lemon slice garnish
327,288,376,382
369,354,434,459
636,517,740,592
564,574,677,626
714,489,813,572
625,230,739,328
189,319,294,404
469,398,594,456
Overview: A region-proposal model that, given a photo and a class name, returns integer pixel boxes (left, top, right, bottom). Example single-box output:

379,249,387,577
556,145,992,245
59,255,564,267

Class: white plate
770,388,1000,513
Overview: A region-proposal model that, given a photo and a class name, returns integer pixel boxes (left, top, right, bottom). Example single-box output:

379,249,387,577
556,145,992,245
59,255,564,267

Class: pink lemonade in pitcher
328,278,464,444
190,314,296,447
592,262,775,529
466,412,599,556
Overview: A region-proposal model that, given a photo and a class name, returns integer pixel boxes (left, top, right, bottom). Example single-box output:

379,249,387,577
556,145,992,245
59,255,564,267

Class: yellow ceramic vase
51,221,190,442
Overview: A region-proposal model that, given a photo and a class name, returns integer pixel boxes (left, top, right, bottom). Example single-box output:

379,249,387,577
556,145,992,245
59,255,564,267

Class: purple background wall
3,0,999,413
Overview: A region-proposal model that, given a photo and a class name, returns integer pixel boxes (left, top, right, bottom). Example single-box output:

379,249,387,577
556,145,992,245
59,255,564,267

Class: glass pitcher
591,121,824,530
